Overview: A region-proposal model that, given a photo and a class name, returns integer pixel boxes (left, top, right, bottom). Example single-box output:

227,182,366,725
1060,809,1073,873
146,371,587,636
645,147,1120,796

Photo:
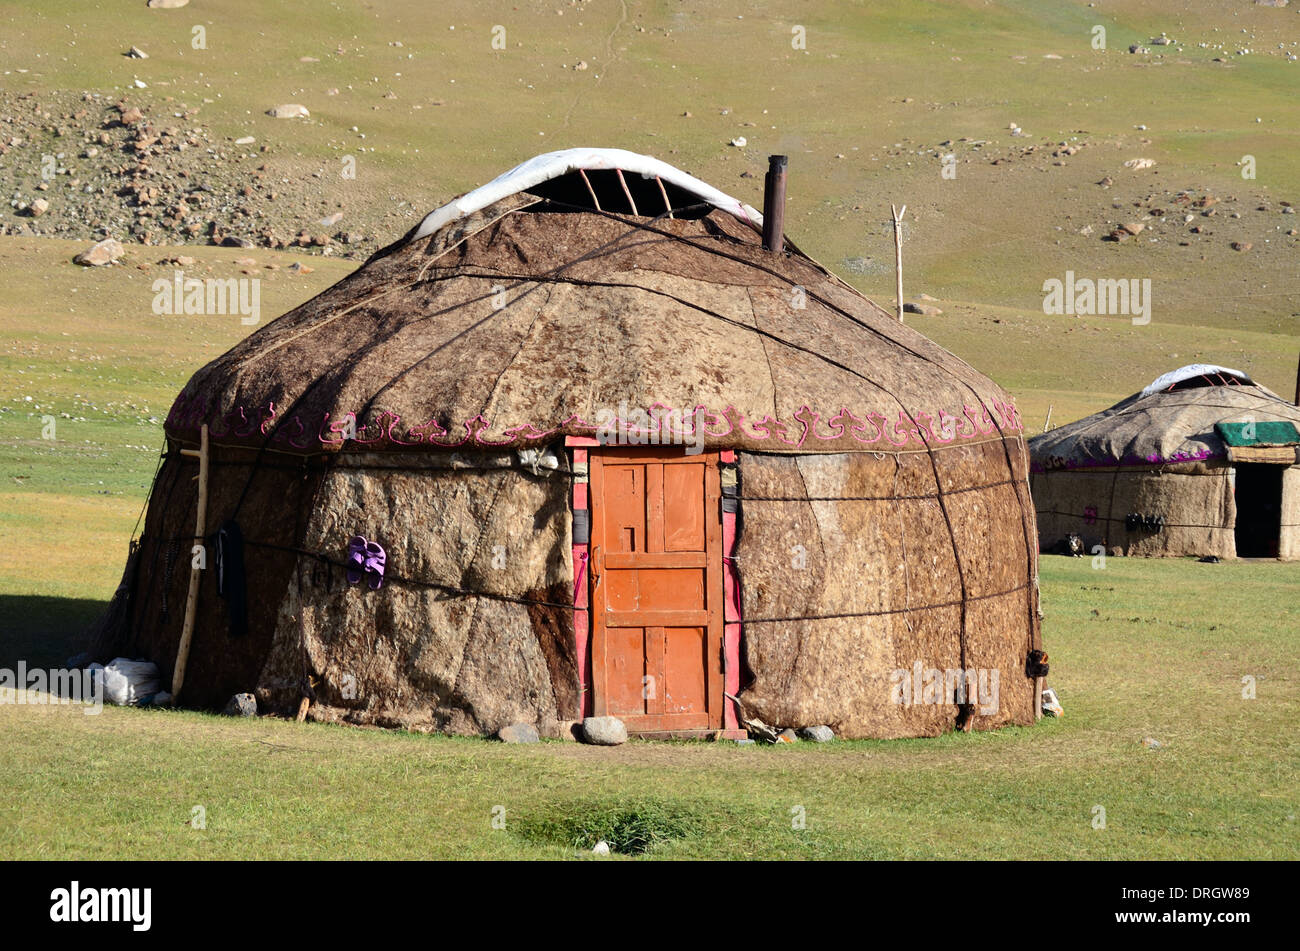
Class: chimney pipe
762,154,787,253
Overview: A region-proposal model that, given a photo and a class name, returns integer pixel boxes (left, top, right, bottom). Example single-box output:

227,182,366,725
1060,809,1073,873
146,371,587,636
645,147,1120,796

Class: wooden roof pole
1293,351,1299,406
172,423,209,700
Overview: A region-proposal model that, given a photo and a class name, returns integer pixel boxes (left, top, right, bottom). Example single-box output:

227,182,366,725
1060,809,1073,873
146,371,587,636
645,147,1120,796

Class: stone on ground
497,722,540,744
580,715,628,746
223,692,257,717
73,238,124,266
797,725,835,742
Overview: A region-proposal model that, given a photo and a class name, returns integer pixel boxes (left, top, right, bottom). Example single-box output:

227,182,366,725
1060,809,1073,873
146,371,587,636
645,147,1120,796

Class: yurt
92,148,1044,739
1029,364,1300,560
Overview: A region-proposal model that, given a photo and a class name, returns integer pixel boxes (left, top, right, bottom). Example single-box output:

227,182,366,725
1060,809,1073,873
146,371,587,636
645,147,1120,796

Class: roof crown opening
410,147,763,241
1140,364,1253,397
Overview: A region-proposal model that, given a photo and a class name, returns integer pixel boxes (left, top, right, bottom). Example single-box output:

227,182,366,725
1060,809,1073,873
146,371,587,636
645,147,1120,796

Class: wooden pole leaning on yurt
171,423,209,700
1293,351,1299,406
762,154,787,253
891,203,906,322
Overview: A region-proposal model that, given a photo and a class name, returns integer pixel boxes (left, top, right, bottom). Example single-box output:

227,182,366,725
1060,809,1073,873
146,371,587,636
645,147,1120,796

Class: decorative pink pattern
167,394,1024,452
1031,447,1216,473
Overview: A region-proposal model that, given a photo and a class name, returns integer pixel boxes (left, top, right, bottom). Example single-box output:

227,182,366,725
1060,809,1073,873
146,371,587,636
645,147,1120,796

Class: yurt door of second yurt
589,448,725,734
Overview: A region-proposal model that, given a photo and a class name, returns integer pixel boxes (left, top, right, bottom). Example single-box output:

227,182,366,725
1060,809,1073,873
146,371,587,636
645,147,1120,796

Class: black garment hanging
215,519,249,638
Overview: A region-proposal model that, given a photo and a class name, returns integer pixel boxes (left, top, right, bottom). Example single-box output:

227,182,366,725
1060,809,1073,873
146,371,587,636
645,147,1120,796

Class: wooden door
589,448,724,733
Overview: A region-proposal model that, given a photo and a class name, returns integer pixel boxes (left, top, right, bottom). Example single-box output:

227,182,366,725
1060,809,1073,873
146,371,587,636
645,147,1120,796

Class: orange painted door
589,448,724,733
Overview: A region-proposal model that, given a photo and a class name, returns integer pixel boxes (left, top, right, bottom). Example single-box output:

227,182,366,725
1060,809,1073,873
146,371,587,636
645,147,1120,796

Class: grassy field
1,556,1295,860
1,0,1298,860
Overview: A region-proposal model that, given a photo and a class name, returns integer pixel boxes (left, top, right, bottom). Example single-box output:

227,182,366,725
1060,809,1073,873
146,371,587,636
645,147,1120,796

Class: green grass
0,556,1294,860
512,797,713,856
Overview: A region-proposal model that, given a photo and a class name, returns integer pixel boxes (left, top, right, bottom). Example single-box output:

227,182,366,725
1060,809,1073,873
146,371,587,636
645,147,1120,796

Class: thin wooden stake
171,424,209,700
1293,351,1299,406
1043,404,1054,433
891,203,906,322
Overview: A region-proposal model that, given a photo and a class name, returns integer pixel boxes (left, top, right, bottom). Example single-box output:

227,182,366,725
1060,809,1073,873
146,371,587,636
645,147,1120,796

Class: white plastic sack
89,658,161,706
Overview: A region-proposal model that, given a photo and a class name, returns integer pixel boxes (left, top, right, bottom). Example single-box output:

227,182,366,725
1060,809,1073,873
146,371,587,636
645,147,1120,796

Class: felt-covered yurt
1029,364,1300,560
93,148,1044,739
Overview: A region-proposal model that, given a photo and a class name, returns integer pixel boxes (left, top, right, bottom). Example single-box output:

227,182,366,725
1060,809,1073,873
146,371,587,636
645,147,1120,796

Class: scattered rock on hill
0,89,390,260
27,198,49,217
580,715,628,746
125,46,148,59
497,722,540,744
73,237,124,266
1123,158,1156,170
147,0,189,8
267,103,310,119
1231,241,1252,252
904,301,942,316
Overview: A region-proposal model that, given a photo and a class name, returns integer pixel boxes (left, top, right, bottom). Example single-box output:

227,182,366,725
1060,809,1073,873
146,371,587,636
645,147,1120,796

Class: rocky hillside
1,89,405,259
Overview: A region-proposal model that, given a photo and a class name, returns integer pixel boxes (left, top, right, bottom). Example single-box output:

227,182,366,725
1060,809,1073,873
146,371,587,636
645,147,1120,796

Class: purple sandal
364,541,387,590
346,535,368,585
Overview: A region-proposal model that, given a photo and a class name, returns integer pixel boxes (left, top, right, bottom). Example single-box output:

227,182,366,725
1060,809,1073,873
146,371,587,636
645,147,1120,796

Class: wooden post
891,204,906,322
1043,404,1054,433
1034,676,1044,720
1293,351,1299,406
171,424,209,700
762,155,787,253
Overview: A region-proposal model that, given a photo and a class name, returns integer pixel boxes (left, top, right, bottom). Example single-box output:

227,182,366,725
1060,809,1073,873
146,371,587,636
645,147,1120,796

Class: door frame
587,447,726,734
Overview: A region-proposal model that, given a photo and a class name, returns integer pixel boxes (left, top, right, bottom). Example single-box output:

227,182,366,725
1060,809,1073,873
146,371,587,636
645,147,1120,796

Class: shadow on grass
0,595,106,669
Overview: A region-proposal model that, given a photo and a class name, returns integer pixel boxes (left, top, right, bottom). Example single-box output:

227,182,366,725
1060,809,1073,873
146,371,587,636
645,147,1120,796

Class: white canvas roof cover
410,147,764,241
1140,364,1252,397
